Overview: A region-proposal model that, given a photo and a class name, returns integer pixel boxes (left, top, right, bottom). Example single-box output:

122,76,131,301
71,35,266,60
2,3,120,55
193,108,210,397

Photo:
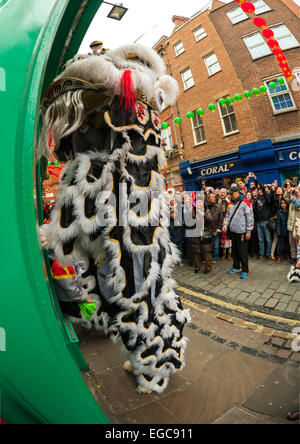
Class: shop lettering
0,327,6,352
200,164,230,177
289,151,300,161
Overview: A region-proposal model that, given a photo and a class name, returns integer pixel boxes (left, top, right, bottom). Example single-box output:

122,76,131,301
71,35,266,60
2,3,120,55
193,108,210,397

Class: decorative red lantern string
234,0,293,80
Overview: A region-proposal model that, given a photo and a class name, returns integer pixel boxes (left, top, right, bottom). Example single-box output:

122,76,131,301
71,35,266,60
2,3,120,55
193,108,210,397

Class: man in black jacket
253,184,274,260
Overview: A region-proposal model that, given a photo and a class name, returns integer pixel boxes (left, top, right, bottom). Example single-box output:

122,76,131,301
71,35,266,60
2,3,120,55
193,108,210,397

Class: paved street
76,258,300,424
174,258,300,317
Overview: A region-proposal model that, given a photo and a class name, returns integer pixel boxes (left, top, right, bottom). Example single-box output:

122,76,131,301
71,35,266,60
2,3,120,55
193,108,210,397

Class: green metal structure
0,0,110,424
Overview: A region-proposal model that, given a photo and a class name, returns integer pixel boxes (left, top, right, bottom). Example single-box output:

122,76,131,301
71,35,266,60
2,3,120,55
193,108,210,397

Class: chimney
172,15,190,28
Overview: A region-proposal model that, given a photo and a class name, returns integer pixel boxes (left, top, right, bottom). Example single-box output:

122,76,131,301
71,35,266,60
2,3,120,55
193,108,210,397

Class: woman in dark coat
191,200,213,274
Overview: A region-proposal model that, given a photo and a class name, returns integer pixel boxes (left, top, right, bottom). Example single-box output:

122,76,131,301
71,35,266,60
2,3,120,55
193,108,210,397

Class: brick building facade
155,0,300,191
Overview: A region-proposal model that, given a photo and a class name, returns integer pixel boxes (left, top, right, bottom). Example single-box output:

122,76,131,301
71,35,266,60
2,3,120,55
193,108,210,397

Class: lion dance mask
39,44,190,394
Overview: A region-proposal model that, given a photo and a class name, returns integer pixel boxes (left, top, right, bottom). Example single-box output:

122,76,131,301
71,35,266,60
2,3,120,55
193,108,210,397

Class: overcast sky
79,0,227,52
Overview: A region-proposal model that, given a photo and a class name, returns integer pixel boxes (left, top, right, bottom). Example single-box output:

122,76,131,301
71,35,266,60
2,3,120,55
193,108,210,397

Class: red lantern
267,39,279,48
262,28,274,39
241,2,255,13
253,17,266,28
276,54,286,62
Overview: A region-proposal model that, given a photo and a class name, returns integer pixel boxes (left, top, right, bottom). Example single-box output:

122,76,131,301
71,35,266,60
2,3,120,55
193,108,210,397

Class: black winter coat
276,209,289,237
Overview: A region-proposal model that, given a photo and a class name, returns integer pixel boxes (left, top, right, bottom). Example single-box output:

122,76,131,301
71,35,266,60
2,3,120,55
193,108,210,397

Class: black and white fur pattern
39,44,190,394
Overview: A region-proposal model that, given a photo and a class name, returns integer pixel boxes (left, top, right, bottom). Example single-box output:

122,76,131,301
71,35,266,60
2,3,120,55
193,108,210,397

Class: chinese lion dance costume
38,44,190,394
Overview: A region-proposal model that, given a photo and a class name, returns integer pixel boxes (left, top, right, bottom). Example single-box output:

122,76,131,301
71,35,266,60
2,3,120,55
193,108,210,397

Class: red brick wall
209,0,300,141
160,8,258,164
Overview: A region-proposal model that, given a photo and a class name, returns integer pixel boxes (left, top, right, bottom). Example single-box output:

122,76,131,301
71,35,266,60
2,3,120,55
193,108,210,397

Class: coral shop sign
200,163,234,177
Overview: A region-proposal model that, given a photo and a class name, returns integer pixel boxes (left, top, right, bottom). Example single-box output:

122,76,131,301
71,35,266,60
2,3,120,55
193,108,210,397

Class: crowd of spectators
167,174,300,281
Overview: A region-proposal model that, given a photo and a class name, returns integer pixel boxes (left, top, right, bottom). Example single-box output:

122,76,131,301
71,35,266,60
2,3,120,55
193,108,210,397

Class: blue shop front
180,137,300,191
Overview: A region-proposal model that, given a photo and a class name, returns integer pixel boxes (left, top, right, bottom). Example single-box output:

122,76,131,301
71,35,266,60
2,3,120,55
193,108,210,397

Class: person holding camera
286,185,300,264
223,187,254,279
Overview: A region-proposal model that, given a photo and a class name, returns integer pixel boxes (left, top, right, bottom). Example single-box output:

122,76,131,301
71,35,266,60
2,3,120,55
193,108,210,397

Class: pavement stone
237,292,250,302
264,299,280,309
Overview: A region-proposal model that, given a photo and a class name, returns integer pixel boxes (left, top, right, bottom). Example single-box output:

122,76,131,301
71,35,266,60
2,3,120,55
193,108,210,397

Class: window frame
193,25,207,42
190,110,206,146
203,52,221,77
243,32,272,59
271,24,299,51
161,125,173,152
217,98,239,137
226,7,248,24
181,67,195,91
252,0,272,15
173,40,185,57
264,77,297,115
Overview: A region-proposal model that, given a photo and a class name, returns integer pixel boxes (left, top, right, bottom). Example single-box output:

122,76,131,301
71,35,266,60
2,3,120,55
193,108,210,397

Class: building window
181,67,195,90
174,40,185,56
191,111,206,145
218,99,239,136
193,25,207,42
227,7,248,24
265,78,296,113
271,24,299,50
204,52,221,76
252,0,271,14
243,32,271,59
161,126,173,151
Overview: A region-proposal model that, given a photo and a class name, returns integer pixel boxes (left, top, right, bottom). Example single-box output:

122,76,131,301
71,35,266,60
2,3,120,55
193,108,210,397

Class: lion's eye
128,56,151,69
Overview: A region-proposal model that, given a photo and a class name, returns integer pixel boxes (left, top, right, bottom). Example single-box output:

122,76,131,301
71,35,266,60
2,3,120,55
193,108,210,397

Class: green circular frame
0,0,110,424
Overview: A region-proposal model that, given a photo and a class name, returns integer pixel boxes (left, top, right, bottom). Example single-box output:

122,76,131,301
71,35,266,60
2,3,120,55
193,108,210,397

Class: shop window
181,67,194,90
265,78,296,113
204,52,221,76
174,40,185,57
193,25,207,42
161,126,173,152
271,24,299,51
218,99,239,136
227,7,248,24
252,0,271,14
191,110,206,145
243,32,271,59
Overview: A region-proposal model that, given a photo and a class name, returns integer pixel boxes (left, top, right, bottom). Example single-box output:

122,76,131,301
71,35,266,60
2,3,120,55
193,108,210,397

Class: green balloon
186,112,195,119
243,90,251,99
252,88,260,96
226,97,234,105
277,77,285,85
218,98,226,107
259,85,267,94
161,122,169,129
234,94,242,102
196,108,205,116
208,103,216,112
269,82,277,90
174,117,182,125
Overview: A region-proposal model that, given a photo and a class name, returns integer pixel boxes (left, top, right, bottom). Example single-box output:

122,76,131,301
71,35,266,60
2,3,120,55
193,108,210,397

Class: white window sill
193,141,207,148
175,51,185,58
195,35,207,43
223,130,240,138
251,45,300,61
231,17,249,25
183,84,195,92
273,107,298,116
208,69,222,78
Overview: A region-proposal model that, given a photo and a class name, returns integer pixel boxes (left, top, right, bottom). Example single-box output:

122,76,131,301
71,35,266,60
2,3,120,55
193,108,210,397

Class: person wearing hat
223,187,254,279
